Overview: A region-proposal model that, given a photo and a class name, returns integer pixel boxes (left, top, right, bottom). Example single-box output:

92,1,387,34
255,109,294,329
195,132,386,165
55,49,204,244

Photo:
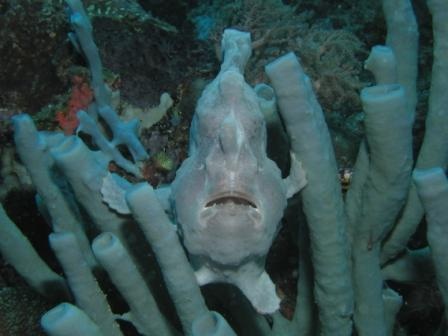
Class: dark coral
0,0,70,114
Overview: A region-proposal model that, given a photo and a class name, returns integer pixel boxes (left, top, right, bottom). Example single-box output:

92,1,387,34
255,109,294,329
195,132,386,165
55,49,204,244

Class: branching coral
189,0,310,81
297,26,365,112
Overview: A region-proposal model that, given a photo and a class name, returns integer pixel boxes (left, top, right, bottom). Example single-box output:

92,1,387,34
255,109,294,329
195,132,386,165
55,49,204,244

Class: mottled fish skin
171,69,287,266
170,30,291,314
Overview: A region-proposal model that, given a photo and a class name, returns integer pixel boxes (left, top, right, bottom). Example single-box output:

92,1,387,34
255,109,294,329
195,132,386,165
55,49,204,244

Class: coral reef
189,0,369,166
0,0,447,336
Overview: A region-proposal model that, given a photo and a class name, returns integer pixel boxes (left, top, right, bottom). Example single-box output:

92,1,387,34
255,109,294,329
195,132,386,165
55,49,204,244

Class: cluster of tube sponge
1,0,235,335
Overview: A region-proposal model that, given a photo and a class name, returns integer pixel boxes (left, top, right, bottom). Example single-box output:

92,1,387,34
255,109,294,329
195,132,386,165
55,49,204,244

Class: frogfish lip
204,191,258,209
200,191,262,228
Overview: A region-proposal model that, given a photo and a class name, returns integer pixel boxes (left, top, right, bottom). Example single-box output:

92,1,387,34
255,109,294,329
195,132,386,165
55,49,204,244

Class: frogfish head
171,70,287,266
